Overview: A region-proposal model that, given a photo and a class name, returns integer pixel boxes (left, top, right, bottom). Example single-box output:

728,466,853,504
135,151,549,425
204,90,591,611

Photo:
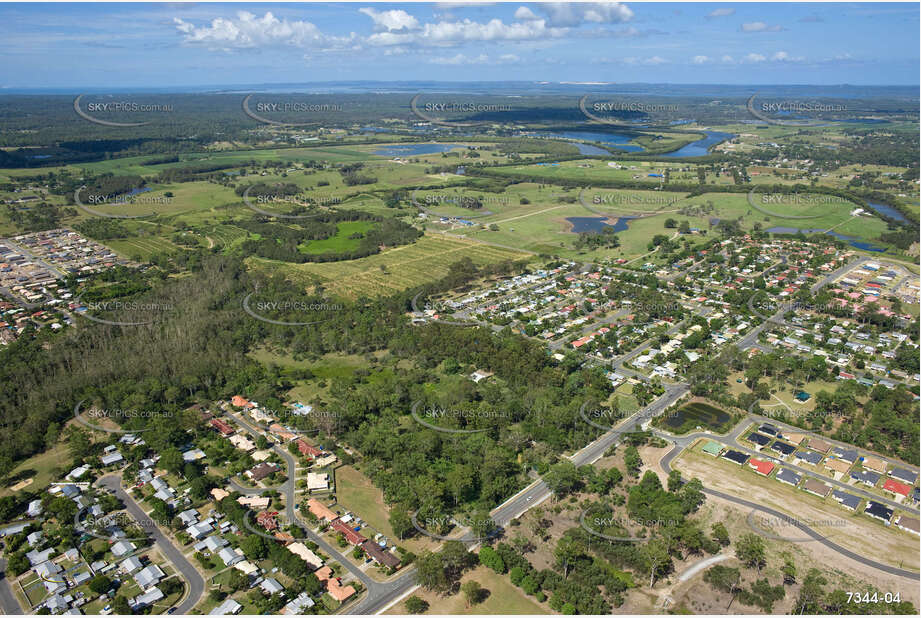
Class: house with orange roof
296,439,323,458
231,395,254,409
257,511,278,530
307,498,337,522
882,478,911,498
327,578,356,603
269,423,297,441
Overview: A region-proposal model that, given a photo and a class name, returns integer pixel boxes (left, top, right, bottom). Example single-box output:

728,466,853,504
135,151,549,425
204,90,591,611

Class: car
526,496,532,502
167,608,177,614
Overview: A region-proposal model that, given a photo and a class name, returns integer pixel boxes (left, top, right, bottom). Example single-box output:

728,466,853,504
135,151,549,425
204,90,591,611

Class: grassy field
334,465,438,556
246,234,530,299
0,441,70,498
299,220,376,254
385,564,551,615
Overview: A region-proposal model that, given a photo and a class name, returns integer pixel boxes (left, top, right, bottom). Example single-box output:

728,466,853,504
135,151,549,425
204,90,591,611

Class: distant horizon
1,81,918,95
1,2,918,87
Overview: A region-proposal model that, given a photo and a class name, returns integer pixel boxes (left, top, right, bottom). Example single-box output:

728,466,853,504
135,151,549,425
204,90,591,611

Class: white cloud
173,11,354,50
539,2,633,27
771,51,805,62
514,6,539,21
427,52,518,65
692,55,710,64
744,53,767,63
644,56,667,65
365,17,569,47
707,8,735,18
358,8,419,32
721,55,735,63
741,21,784,32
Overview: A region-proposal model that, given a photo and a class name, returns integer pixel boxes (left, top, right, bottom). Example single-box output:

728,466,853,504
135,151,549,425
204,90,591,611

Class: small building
776,468,801,487
793,450,823,465
134,564,165,590
209,598,243,615
360,540,400,569
218,547,244,567
831,446,858,463
111,540,136,557
210,418,235,436
770,441,796,456
307,498,338,522
307,472,329,492
100,452,124,466
701,440,722,456
296,439,323,458
832,490,861,510
895,515,920,536
882,478,911,498
807,438,832,453
758,423,778,436
746,432,772,448
247,462,280,482
287,542,324,569
781,431,806,445
851,469,881,487
721,449,749,465
864,501,893,524
802,478,832,498
889,467,918,484
862,456,887,474
748,458,775,476
330,518,367,545
237,496,271,509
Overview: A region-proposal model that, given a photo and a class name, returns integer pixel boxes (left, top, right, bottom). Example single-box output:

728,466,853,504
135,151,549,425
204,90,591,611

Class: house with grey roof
178,508,200,526
793,450,823,465
889,467,918,484
111,540,136,557
832,490,861,510
100,452,124,466
135,564,165,590
776,468,801,487
282,592,315,614
260,578,285,595
187,520,214,540
26,547,56,566
209,598,243,615
131,587,164,611
218,547,243,567
850,469,881,487
120,556,143,574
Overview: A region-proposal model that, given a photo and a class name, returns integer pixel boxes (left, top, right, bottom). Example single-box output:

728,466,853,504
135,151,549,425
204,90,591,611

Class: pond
566,216,634,234
866,201,909,224
372,143,464,156
661,402,732,434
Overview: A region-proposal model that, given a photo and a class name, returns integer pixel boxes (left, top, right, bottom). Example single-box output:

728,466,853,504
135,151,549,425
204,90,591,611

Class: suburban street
96,476,205,614
0,557,24,614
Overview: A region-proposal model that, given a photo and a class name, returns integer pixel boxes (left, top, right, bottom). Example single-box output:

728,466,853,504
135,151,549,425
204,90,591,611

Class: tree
479,546,506,574
405,596,429,614
711,521,730,546
667,469,682,492
462,580,485,607
414,551,448,592
642,538,672,588
735,533,766,571
544,462,581,497
390,509,414,540
624,445,641,475
509,566,525,586
520,575,539,595
240,534,268,561
781,553,797,585
88,574,112,594
159,447,184,475
561,602,576,614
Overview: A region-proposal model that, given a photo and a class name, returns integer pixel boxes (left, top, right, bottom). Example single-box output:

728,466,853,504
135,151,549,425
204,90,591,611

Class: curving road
97,475,205,613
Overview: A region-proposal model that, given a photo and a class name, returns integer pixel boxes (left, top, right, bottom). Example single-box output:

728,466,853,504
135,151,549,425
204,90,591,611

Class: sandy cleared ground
668,448,919,609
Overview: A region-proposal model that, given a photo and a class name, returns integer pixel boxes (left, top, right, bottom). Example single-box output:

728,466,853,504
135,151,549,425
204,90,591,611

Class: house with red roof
330,518,367,545
748,458,775,476
296,439,323,458
882,478,911,497
210,418,234,436
231,395,254,409
257,511,279,530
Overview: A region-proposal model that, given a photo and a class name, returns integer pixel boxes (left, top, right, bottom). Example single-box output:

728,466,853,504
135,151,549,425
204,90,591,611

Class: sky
0,2,918,89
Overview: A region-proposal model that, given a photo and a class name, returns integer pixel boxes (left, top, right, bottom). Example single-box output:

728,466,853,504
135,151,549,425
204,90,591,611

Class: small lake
662,130,734,158
664,402,731,434
766,227,887,252
566,216,634,233
538,131,645,153
373,143,464,156
867,201,909,224
125,187,152,197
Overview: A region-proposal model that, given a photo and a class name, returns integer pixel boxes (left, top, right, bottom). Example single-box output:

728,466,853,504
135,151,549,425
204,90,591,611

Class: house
296,439,323,458
34,560,65,594
209,598,243,615
237,496,271,509
247,462,280,482
229,434,256,452
100,452,124,466
862,456,887,474
134,564,164,590
287,542,324,569
360,541,400,569
183,448,206,462
307,472,329,492
469,369,494,383
758,423,779,436
282,592,316,614
807,438,832,453
701,440,722,456
260,578,285,595
120,556,143,574
27,530,43,547
196,535,228,553
326,577,356,603
210,418,235,436
864,501,893,524
889,467,919,484
793,450,823,465
770,441,796,457
269,423,297,441
314,454,338,468
307,498,338,522
832,490,861,510
746,432,772,448
68,465,90,480
882,478,911,498
218,547,243,567
211,488,231,502
721,450,749,465
257,511,278,530
231,395,254,409
330,518,367,545
187,520,214,540
895,515,920,536
802,478,832,498
111,540,136,557
851,469,881,487
748,458,775,476
831,446,858,463
781,431,806,445
178,509,200,526
824,458,852,476
776,468,801,487
131,587,164,611
27,499,43,518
